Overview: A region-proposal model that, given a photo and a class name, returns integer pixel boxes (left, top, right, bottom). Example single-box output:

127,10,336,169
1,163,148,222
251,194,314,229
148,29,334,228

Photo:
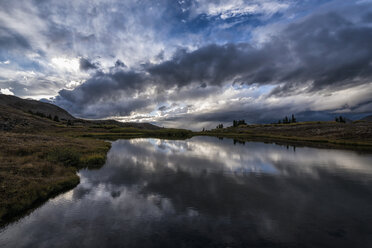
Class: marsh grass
47,147,81,167
0,132,111,225
197,121,372,150
80,154,107,168
1,119,370,226
79,127,192,140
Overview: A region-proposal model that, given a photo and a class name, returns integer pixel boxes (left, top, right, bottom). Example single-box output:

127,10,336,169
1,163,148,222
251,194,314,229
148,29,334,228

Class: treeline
278,114,296,124
28,110,60,121
335,116,346,123
210,114,348,131
215,119,247,130
216,123,224,129
216,119,247,129
28,110,73,125
233,119,246,127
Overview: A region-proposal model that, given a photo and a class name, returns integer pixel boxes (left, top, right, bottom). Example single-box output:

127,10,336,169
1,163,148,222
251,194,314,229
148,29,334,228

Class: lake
1,136,372,248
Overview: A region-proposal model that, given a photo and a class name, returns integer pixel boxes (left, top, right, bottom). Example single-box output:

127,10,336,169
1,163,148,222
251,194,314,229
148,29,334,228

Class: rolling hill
0,94,160,130
361,115,372,122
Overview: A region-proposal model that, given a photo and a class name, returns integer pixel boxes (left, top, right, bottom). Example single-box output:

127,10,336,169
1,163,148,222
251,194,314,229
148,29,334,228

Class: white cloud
112,82,372,129
0,88,14,95
193,0,291,19
51,57,80,73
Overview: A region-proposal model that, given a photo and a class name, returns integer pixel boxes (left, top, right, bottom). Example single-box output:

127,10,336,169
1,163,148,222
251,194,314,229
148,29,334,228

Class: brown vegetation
0,132,111,225
0,94,371,226
199,121,372,151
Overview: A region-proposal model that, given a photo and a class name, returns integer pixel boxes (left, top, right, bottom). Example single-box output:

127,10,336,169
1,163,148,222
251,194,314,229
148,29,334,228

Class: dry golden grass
197,121,372,150
1,118,371,225
0,132,111,224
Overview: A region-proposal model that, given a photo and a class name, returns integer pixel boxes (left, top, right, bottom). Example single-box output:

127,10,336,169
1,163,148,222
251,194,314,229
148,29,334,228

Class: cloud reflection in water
1,136,372,248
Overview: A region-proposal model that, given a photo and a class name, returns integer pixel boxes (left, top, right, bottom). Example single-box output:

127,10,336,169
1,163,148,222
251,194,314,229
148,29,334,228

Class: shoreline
195,133,372,152
193,121,372,152
0,175,80,228
0,132,111,227
1,121,372,227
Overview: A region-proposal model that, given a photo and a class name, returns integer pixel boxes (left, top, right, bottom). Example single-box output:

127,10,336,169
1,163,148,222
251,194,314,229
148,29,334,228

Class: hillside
199,121,372,149
0,94,75,120
0,94,160,131
361,115,372,121
0,94,189,225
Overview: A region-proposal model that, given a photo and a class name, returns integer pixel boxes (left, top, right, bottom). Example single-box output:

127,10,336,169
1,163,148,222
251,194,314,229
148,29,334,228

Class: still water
1,136,372,248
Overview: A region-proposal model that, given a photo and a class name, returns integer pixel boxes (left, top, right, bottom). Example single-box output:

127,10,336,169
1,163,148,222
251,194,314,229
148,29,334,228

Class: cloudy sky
0,0,371,129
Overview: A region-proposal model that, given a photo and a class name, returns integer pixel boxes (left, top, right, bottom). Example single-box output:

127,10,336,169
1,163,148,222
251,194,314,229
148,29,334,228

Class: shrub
47,147,80,167
233,120,246,127
80,154,106,167
15,147,34,156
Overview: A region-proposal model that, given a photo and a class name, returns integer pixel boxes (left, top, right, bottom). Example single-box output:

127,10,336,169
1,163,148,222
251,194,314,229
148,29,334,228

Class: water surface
1,137,372,247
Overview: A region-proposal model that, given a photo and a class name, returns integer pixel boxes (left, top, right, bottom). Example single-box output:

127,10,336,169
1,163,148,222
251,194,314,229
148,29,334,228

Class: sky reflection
1,137,372,248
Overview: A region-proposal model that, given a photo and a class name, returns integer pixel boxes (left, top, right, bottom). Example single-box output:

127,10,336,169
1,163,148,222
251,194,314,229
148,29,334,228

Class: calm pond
1,136,372,248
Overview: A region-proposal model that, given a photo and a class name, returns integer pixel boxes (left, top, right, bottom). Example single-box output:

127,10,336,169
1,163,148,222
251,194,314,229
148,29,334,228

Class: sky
0,0,371,129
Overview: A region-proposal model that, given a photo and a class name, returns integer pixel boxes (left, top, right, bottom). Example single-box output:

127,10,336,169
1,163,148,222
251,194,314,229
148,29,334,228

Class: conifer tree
291,114,296,123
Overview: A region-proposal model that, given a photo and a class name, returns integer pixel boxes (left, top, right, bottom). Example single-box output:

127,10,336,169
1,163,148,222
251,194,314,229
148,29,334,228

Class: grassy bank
0,124,193,226
1,120,371,226
195,121,372,151
0,132,111,225
78,127,193,140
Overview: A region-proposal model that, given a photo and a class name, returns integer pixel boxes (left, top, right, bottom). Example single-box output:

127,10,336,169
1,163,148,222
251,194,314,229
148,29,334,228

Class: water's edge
1,135,371,230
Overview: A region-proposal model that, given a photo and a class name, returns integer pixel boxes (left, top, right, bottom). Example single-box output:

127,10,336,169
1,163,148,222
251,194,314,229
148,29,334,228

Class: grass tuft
47,147,81,167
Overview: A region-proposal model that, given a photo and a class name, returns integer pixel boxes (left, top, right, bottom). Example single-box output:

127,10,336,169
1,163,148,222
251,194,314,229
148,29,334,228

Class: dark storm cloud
148,43,265,87
52,2,372,120
363,12,372,22
57,70,147,104
79,58,98,71
149,11,372,94
80,98,151,118
115,59,126,68
43,23,75,50
158,106,167,111
54,69,152,117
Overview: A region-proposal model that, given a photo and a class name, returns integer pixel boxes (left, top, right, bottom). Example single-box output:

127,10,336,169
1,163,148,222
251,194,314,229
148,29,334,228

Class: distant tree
278,120,282,124
202,127,205,132
335,116,345,123
36,112,46,118
47,114,52,120
283,116,289,124
67,119,73,126
233,120,237,127
53,115,59,122
291,114,296,123
233,119,246,127
216,123,224,129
